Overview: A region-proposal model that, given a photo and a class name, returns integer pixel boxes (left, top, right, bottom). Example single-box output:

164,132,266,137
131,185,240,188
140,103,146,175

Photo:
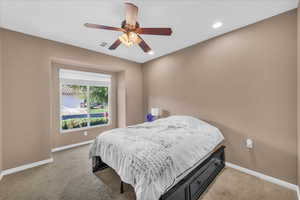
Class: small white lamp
151,108,161,117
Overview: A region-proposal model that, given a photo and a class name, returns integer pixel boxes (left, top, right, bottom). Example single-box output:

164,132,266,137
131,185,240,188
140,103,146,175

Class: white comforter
89,116,224,200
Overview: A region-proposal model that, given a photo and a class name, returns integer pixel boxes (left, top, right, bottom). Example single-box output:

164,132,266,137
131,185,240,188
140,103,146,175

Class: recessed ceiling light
148,50,154,55
212,21,223,29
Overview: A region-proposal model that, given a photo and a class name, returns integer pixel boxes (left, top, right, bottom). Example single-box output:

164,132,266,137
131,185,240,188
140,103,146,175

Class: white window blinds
59,69,111,86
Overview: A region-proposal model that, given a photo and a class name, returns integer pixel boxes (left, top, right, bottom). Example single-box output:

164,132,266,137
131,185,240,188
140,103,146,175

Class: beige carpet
0,145,297,200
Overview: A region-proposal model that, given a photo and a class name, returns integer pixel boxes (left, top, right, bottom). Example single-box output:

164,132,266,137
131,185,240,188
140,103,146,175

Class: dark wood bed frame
92,145,225,200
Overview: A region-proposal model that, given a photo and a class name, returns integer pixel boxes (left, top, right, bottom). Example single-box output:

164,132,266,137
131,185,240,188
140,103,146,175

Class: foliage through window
60,69,111,131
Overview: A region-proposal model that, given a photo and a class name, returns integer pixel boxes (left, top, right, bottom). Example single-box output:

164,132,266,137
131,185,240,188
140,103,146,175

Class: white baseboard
2,158,54,176
226,162,298,191
0,140,93,179
51,140,94,153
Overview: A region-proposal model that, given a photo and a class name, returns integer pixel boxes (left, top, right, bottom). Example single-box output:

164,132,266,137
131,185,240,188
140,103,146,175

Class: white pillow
160,115,208,129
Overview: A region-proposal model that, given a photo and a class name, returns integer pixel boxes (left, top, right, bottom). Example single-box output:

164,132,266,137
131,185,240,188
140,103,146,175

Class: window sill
60,123,111,134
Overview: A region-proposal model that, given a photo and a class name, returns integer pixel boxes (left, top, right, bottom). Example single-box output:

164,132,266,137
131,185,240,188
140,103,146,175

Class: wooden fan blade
125,3,138,26
109,39,122,50
84,23,125,32
137,36,151,53
136,28,172,36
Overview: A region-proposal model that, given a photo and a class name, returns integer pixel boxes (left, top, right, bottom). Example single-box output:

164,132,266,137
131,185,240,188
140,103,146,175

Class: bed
89,116,225,200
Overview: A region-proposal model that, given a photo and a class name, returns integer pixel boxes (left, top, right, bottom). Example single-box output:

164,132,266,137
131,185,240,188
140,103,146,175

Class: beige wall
0,29,2,174
117,71,127,128
1,28,144,169
297,5,300,187
143,10,297,184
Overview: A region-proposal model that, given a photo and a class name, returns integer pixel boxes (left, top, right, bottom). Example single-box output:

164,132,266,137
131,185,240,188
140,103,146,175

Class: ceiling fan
84,2,173,54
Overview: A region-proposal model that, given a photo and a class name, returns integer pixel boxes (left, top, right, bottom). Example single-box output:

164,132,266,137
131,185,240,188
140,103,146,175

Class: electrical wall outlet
83,131,88,136
246,138,253,149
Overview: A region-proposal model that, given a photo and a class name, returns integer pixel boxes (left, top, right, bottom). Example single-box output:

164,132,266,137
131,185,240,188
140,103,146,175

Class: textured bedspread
89,116,224,200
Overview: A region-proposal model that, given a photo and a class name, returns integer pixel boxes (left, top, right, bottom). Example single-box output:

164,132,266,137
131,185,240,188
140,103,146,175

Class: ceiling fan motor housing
121,20,140,31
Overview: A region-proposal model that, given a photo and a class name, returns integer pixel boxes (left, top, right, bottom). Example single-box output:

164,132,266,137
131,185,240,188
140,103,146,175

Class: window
59,69,111,132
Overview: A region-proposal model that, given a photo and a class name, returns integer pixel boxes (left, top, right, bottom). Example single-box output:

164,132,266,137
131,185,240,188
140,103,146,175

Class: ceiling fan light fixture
119,33,134,47
128,32,138,43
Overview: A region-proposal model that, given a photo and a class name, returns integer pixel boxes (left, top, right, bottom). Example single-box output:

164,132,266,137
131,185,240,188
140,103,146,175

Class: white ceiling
0,0,298,63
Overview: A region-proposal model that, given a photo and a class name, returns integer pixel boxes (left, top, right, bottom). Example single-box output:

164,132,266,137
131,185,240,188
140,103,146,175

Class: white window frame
59,70,112,133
